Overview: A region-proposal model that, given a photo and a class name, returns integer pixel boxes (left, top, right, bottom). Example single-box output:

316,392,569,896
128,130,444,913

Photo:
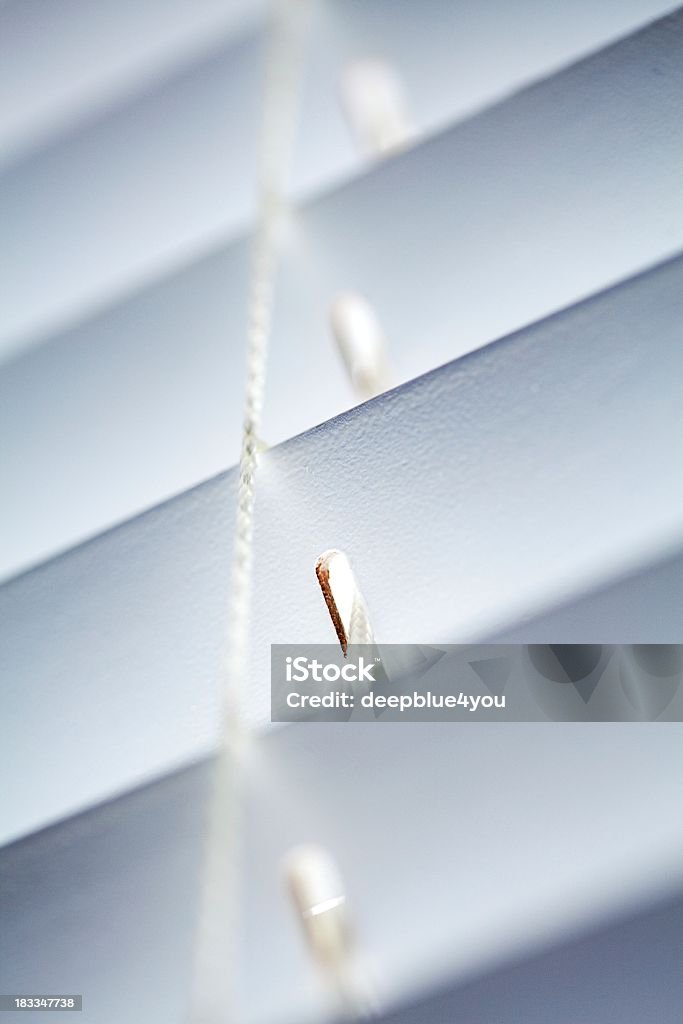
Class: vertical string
190,4,310,1021
227,0,310,748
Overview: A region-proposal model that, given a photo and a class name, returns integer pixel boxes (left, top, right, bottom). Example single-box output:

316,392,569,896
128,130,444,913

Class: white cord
227,0,310,746
340,58,413,157
285,845,379,1020
348,588,375,648
329,292,393,401
190,4,309,1021
316,549,376,654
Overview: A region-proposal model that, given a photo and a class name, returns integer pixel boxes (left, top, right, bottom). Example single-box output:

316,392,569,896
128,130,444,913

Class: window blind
1,4,682,1023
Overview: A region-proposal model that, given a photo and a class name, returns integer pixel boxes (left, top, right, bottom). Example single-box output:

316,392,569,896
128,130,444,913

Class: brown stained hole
315,551,349,656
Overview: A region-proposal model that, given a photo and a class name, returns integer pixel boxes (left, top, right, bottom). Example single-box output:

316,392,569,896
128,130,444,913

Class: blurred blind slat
0,0,678,356
0,0,264,166
1,703,682,1024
